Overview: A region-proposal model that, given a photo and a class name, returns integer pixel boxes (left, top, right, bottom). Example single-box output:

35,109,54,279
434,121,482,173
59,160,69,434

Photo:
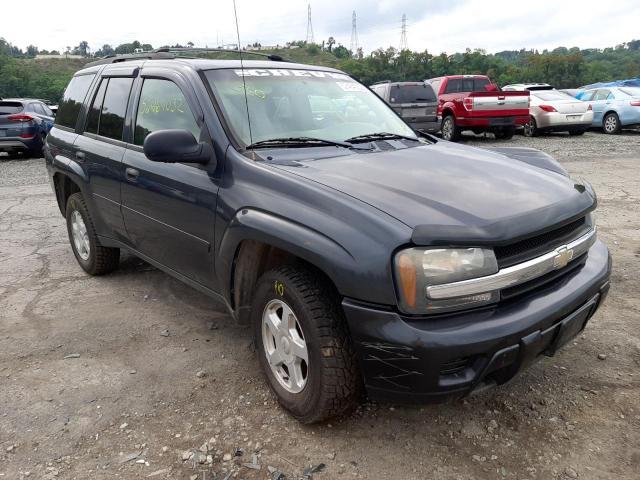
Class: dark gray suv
370,81,439,133
45,50,611,423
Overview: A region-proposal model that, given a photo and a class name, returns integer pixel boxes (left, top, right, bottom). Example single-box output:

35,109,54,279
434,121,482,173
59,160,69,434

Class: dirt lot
1,131,639,480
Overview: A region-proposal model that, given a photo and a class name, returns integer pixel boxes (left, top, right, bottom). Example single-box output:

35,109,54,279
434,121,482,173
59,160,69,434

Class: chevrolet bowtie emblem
553,246,574,269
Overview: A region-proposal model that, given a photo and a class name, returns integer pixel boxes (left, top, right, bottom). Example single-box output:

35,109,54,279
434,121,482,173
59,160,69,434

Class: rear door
121,71,219,289
590,89,611,125
74,69,136,240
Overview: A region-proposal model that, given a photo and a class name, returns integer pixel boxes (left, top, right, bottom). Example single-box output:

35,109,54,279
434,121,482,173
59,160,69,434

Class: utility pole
350,10,359,55
399,14,408,51
306,4,315,44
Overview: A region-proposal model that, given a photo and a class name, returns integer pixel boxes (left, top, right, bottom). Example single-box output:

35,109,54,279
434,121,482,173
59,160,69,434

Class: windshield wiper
344,132,420,143
246,136,368,150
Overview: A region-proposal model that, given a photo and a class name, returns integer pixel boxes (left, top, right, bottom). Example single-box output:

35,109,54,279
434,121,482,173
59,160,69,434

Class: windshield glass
390,84,436,104
204,68,416,147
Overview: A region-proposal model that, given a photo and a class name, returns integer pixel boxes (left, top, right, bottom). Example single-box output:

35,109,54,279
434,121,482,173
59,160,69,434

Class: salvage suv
45,51,611,423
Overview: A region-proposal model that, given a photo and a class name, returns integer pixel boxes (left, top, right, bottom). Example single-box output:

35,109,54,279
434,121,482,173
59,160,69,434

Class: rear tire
523,117,538,137
441,115,460,142
603,113,621,134
65,193,120,275
252,265,360,423
494,127,515,140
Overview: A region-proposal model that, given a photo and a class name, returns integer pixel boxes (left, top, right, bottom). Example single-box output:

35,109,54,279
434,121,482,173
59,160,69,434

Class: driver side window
134,78,200,146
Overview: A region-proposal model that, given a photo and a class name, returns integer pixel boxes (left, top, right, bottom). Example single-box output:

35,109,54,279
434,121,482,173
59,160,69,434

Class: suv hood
270,141,595,245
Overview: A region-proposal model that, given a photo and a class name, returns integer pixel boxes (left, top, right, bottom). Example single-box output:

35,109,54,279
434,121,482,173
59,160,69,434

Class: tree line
1,36,639,103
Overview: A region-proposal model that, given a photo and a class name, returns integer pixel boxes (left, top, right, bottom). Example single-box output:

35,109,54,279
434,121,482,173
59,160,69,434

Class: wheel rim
70,210,90,261
524,118,535,136
604,115,617,133
262,299,309,394
442,118,452,140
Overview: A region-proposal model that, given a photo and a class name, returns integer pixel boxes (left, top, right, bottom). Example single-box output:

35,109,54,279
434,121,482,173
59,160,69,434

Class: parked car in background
503,83,554,91
0,99,55,157
425,75,530,141
523,90,593,137
370,81,439,133
580,87,640,134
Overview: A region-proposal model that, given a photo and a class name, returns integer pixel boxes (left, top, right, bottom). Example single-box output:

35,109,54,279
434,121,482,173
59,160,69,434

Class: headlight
394,247,499,314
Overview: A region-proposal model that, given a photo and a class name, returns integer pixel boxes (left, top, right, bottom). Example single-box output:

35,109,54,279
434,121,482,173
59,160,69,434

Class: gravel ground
0,134,639,480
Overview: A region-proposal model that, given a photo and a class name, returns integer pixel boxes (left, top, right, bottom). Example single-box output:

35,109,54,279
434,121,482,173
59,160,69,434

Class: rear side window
444,78,461,94
56,74,95,129
0,101,24,114
580,90,595,101
593,90,611,101
84,77,133,140
134,78,200,146
32,103,46,115
461,78,490,92
390,84,436,103
86,79,108,134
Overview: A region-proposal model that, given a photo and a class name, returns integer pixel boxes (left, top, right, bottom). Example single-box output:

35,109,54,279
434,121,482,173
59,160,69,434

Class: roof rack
85,47,288,68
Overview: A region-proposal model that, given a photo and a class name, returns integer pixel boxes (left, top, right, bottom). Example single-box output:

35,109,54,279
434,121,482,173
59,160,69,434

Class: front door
121,75,219,289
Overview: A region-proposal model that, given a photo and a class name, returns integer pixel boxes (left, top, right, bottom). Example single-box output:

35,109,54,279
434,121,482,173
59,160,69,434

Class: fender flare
216,208,356,306
51,155,90,214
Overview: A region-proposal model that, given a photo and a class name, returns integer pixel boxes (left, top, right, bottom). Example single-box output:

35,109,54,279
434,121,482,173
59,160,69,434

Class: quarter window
56,74,95,129
134,79,200,146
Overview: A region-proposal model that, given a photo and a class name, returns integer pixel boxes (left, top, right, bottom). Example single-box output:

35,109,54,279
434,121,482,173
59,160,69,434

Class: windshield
204,68,417,147
618,87,640,97
390,84,436,104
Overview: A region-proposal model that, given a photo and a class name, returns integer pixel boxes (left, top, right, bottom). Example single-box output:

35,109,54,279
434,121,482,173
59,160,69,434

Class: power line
306,4,315,44
350,10,359,55
399,13,408,51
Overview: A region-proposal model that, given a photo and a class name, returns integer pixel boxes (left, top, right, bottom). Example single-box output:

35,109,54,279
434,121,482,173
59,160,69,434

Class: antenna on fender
232,0,255,158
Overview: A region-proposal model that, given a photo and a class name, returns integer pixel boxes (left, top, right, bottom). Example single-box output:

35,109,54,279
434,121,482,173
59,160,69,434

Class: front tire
252,265,360,423
603,113,621,134
441,115,460,142
65,193,120,275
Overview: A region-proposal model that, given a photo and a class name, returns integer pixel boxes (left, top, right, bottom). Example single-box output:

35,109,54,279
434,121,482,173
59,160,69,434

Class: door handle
75,151,85,160
125,167,139,181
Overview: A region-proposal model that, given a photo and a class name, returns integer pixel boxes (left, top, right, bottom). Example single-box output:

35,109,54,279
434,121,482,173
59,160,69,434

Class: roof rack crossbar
85,48,289,68
152,47,287,62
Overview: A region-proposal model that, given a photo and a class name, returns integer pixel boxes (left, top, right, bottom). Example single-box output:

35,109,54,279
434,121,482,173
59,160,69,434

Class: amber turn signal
397,253,417,308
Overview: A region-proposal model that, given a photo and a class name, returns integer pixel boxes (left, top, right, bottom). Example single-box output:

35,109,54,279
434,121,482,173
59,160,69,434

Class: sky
4,0,640,55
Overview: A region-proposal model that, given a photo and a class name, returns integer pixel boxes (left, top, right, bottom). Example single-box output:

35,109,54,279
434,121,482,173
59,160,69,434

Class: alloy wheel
261,299,309,394
70,210,90,261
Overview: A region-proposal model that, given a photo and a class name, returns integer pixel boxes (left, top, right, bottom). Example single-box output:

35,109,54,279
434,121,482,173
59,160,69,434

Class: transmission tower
399,14,408,51
306,4,315,44
350,10,359,54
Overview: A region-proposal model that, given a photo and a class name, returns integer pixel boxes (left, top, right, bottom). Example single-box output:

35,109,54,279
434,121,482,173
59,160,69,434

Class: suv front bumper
343,240,611,403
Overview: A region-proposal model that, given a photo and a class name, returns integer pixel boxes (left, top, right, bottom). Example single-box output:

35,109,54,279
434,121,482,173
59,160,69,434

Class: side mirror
143,129,213,164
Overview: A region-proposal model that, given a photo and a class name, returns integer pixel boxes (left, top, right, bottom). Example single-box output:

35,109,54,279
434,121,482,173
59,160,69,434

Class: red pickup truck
425,75,530,141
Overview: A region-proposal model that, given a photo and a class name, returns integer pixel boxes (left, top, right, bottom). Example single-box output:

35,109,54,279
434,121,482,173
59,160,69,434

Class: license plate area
489,117,515,126
546,294,599,355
